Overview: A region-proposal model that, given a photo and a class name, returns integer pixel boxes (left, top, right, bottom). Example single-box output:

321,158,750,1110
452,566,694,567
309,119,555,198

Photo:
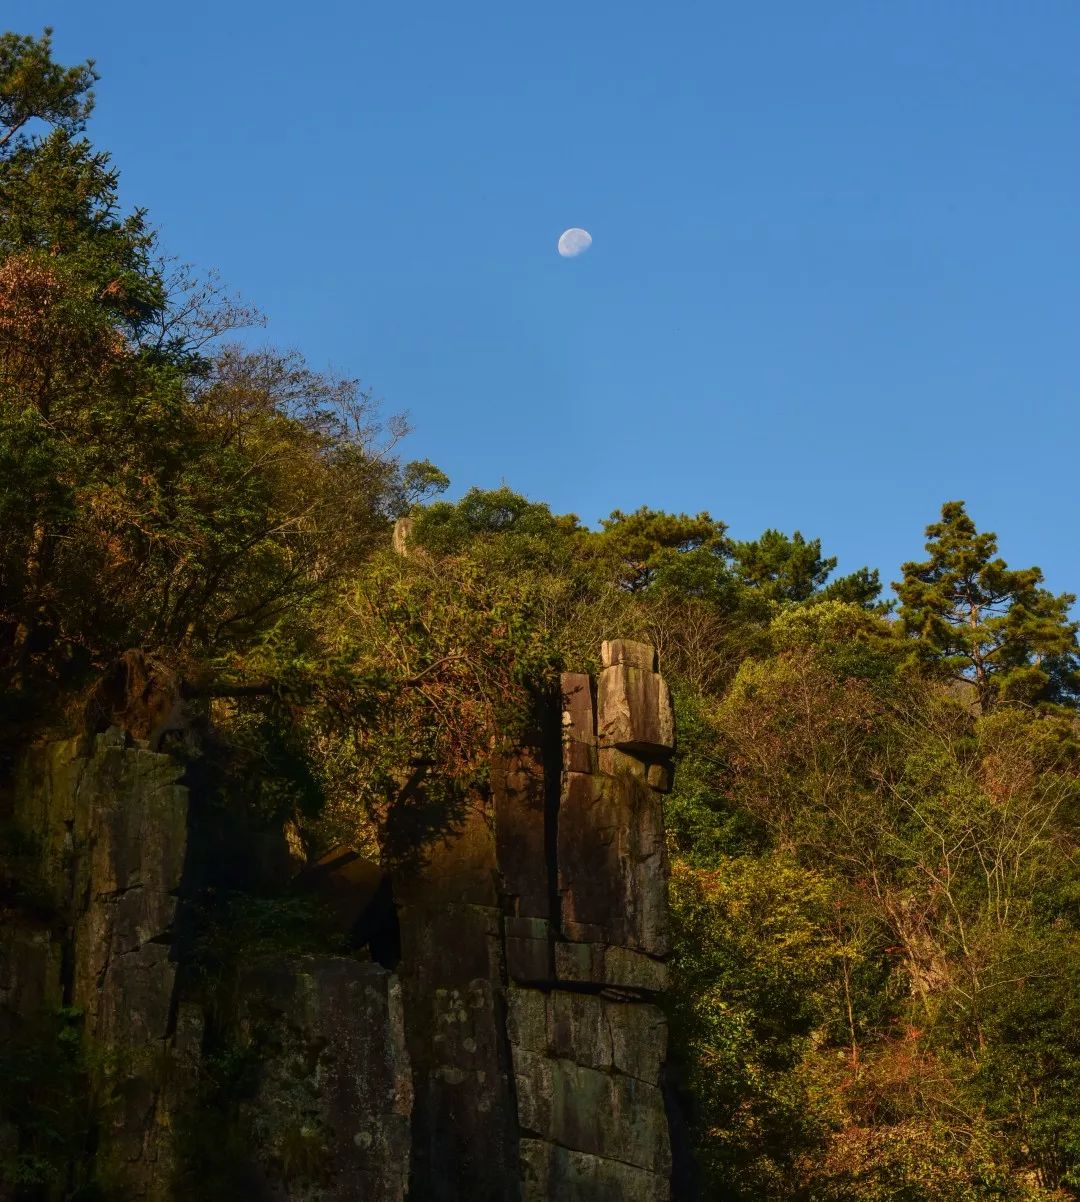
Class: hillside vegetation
2,30,1080,1200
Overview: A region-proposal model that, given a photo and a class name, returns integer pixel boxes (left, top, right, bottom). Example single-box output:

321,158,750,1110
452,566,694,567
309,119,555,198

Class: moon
557,228,592,258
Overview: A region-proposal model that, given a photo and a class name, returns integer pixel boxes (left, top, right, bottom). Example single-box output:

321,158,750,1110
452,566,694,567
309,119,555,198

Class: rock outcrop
233,957,413,1201
0,640,678,1201
1,731,191,1194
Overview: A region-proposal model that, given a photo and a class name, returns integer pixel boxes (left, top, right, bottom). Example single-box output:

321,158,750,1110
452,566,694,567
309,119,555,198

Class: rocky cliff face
0,641,678,1201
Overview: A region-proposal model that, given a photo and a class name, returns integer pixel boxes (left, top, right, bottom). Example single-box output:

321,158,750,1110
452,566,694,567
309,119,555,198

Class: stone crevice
2,639,679,1201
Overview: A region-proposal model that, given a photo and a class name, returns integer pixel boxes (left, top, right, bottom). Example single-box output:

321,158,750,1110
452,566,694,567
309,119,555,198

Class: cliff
0,640,679,1201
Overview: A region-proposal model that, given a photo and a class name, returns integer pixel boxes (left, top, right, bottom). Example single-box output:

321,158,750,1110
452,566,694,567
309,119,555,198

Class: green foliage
392,457,450,515
732,528,883,609
804,1118,1052,1202
669,856,846,1198
896,501,1080,711
594,506,730,595
0,1007,111,1200
0,29,95,149
769,599,905,687
411,485,577,558
663,687,765,867
3,26,1080,1202
305,548,564,862
977,945,1080,1193
0,30,418,728
187,893,346,990
170,1040,262,1201
672,595,1080,1197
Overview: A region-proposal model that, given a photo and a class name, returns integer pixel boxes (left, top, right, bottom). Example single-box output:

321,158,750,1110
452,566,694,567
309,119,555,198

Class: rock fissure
1,640,679,1200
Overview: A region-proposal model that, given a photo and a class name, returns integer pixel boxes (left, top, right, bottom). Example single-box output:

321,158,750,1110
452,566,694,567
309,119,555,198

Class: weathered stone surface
608,999,668,1084
69,734,188,1049
505,916,552,984
234,957,412,1201
597,745,648,781
6,731,190,1199
0,922,62,1031
83,650,198,750
597,664,675,753
396,901,519,1200
508,987,667,1085
297,844,386,932
395,797,499,909
2,637,678,1200
646,761,673,793
395,776,522,1196
554,941,669,994
520,1138,670,1202
512,1047,671,1174
249,817,308,890
600,640,658,672
492,746,549,919
12,734,89,909
558,772,668,956
392,515,414,556
68,734,189,1197
597,747,672,794
560,672,596,774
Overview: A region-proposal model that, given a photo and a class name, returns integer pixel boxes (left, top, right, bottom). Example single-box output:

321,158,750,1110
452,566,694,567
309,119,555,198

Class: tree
732,528,883,608
0,30,415,727
593,507,731,594
0,28,95,150
668,855,845,1199
409,485,577,565
895,501,1079,712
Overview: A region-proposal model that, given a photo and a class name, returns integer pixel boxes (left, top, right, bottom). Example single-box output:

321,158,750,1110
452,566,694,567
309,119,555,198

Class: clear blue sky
12,2,1080,596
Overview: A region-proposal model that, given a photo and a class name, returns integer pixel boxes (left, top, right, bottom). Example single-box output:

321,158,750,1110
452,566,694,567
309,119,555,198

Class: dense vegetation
3,29,1080,1200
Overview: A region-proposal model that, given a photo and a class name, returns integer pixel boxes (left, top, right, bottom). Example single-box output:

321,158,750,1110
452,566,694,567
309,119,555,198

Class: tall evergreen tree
895,501,1079,711
731,528,882,608
0,28,95,148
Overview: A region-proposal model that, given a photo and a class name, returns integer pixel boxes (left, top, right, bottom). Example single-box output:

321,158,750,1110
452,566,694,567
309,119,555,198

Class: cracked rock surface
1,639,678,1200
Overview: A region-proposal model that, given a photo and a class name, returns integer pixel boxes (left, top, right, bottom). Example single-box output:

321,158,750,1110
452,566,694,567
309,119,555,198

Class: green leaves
661,563,1080,1197
670,856,846,1197
0,27,416,723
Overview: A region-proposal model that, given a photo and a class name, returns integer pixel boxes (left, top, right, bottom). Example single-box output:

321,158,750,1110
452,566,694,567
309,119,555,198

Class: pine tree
895,501,1079,711
731,529,882,608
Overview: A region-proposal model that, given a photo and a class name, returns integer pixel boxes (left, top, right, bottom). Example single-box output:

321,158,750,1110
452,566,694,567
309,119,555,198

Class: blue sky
12,2,1080,596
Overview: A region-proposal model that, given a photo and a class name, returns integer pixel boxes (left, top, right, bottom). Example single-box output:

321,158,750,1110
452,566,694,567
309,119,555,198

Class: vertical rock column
4,730,191,1200
395,638,677,1200
508,639,676,1202
394,794,523,1202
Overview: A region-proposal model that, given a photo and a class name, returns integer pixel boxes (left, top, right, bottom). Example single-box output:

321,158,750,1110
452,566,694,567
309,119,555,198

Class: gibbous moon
557,228,592,258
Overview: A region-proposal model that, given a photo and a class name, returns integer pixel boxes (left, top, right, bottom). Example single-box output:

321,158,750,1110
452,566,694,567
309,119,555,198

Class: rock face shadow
0,638,680,1201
